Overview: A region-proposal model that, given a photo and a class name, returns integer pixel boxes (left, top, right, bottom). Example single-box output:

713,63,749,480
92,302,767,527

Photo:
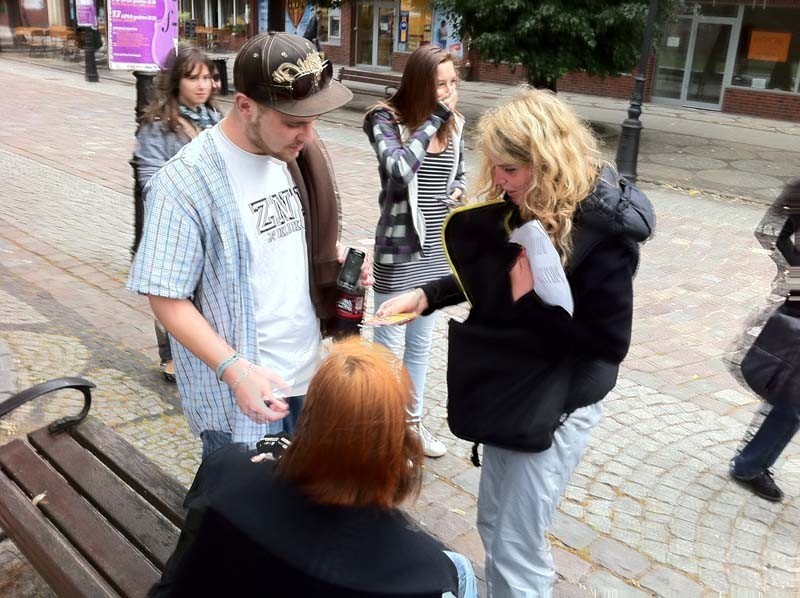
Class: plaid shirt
364,108,466,265
128,128,305,445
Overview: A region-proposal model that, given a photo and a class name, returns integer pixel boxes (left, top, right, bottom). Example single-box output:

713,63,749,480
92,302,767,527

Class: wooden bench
337,67,402,99
0,378,187,598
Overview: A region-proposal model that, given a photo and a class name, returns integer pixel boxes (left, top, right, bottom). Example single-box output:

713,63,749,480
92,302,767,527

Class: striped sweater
363,107,466,265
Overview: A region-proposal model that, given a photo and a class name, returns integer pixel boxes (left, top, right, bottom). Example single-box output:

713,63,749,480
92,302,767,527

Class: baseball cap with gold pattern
233,32,353,117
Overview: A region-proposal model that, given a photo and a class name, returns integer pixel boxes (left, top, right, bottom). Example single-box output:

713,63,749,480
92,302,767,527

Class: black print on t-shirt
249,186,305,242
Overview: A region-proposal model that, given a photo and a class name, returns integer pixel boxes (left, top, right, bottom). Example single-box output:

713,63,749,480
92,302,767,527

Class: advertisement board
107,0,179,71
432,8,462,59
76,0,97,27
748,30,791,63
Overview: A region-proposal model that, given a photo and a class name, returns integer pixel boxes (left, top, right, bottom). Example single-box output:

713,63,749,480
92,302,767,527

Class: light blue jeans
478,403,602,597
373,290,439,422
199,395,305,461
444,551,478,598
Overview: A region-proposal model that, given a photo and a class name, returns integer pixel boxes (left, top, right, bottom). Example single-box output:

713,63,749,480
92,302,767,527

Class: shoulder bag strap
177,116,199,140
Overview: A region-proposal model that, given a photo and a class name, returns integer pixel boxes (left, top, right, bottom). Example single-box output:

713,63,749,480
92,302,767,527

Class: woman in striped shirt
362,44,466,457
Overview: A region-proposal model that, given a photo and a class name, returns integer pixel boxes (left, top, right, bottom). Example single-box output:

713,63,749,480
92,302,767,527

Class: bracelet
230,363,255,392
215,353,241,381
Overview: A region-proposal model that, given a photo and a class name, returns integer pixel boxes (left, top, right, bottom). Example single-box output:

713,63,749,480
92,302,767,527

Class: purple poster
76,0,97,28
108,0,178,71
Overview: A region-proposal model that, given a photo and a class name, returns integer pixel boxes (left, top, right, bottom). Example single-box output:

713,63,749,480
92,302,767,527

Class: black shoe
161,360,176,383
731,468,784,502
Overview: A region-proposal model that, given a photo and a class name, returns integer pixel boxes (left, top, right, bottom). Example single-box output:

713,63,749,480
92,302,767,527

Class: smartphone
437,195,463,208
337,247,366,292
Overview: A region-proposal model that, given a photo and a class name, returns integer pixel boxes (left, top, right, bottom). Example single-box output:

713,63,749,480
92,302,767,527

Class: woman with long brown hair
150,339,477,597
363,43,465,458
132,45,222,382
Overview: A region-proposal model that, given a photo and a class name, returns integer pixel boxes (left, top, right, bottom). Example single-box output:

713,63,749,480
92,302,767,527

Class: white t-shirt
211,125,321,396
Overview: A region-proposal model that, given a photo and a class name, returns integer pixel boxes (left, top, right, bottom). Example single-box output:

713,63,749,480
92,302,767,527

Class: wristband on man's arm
215,353,241,381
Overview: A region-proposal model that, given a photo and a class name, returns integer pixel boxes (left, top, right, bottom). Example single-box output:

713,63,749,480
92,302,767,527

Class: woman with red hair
151,339,477,597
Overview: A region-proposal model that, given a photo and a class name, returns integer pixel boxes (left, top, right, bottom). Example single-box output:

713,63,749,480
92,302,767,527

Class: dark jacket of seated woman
149,340,462,598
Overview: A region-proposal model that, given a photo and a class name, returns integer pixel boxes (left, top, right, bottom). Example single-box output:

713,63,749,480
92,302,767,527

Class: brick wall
18,6,49,28
465,53,656,100
722,87,800,122
467,52,527,85
391,51,409,72
559,56,656,100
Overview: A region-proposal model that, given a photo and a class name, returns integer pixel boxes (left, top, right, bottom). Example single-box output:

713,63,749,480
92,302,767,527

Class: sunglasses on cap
271,60,334,101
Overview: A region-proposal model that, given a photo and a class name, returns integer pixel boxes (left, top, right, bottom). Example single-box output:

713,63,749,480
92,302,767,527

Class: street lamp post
133,71,156,124
615,0,659,183
83,27,99,83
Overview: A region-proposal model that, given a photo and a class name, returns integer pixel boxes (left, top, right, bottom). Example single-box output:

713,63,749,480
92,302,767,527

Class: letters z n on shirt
211,126,321,396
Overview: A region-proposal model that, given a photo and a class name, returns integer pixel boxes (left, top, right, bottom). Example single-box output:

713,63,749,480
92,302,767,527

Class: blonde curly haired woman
377,88,654,597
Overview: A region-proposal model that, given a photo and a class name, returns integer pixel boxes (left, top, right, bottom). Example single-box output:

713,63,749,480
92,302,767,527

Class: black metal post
131,71,156,255
83,27,99,83
615,0,659,183
133,71,157,124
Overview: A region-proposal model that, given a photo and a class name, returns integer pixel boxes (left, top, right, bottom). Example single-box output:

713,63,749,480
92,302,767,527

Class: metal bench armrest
0,377,95,433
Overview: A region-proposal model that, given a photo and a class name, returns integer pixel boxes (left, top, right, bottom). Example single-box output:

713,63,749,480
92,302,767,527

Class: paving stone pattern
1,58,799,597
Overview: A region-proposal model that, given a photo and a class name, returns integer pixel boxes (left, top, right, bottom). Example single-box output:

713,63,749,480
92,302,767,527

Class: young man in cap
128,32,365,459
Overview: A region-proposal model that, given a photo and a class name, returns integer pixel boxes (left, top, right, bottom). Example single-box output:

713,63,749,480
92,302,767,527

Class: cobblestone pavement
1,58,799,597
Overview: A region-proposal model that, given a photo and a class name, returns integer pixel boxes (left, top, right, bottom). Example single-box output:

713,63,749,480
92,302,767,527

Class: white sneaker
415,422,447,458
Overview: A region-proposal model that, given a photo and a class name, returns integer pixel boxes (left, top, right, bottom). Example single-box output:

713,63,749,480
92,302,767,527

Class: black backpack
442,174,653,465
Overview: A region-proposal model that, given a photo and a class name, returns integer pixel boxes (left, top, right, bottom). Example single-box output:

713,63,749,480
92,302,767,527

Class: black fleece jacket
423,238,636,365
422,167,654,411
150,445,458,597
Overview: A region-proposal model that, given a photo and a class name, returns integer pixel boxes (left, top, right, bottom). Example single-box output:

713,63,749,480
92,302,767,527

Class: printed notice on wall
667,36,680,48
748,30,791,63
108,0,179,71
76,0,97,28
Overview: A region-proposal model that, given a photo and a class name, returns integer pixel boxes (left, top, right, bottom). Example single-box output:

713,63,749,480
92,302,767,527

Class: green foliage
439,0,683,90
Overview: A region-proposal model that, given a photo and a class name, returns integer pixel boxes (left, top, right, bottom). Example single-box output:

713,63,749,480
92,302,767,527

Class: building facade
317,0,800,123
2,0,798,122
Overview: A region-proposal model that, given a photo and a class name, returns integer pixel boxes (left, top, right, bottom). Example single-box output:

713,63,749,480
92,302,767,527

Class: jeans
200,395,305,461
444,551,478,598
200,430,234,461
372,290,439,422
154,319,172,363
281,396,305,437
732,401,800,479
477,403,602,598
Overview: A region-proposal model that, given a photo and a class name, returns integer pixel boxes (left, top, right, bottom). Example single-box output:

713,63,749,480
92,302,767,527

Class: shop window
732,7,800,94
320,7,340,44
398,0,432,52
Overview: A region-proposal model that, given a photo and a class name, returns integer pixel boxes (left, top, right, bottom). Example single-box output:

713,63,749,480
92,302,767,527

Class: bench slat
0,471,120,598
0,439,161,598
29,427,180,570
339,68,402,83
71,417,187,527
338,68,401,98
342,74,400,86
